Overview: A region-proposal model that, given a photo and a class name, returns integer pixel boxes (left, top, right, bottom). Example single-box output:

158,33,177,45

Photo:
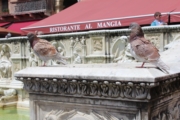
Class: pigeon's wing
33,39,57,57
131,37,160,61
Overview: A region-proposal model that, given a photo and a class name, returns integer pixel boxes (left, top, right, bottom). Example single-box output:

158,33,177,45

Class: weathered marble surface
161,38,180,63
1,25,180,118
14,61,180,120
14,63,178,82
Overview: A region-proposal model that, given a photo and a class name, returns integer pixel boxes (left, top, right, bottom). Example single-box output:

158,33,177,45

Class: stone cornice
14,66,180,101
15,74,180,102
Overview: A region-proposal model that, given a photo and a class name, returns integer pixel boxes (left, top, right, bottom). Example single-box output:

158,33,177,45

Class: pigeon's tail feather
153,58,170,74
55,53,68,65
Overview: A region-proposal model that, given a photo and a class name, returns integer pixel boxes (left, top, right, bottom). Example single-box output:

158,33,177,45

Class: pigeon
5,32,11,39
129,22,169,74
27,32,67,66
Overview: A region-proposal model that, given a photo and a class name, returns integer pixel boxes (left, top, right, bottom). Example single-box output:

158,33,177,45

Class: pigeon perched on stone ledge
128,22,170,74
27,32,67,66
5,32,11,39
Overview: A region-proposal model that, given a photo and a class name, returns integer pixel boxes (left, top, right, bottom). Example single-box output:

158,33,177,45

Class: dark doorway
63,0,78,9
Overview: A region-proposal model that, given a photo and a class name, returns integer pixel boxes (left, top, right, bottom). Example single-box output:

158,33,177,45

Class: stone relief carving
78,80,89,95
59,79,68,94
12,42,20,54
0,44,12,79
13,62,20,73
49,79,58,93
135,83,150,99
113,43,136,63
18,71,180,101
90,81,99,96
29,52,38,67
100,81,109,97
73,50,82,64
47,41,67,65
145,34,160,49
69,80,77,94
70,37,75,47
112,36,136,63
44,110,121,120
33,78,41,92
110,82,121,97
57,47,65,56
0,60,12,79
69,36,87,64
0,88,17,102
163,33,180,51
0,44,11,61
152,101,180,120
41,79,50,92
93,38,103,52
80,36,86,45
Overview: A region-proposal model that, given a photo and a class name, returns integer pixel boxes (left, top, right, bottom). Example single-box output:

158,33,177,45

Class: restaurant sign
49,20,121,33
22,20,122,34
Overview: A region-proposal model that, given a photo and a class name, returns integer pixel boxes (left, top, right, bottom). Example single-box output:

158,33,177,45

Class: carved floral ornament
16,76,180,101
151,100,180,120
44,109,122,120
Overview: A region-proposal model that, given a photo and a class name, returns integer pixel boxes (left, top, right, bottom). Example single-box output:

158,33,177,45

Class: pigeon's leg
136,62,157,68
40,61,46,67
136,62,145,68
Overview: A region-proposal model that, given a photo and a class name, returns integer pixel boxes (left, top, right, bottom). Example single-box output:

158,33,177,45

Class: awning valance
8,21,39,35
0,27,21,37
0,22,11,27
21,0,180,34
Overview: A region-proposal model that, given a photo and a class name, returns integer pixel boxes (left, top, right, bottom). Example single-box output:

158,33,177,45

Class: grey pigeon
129,22,169,74
5,32,11,38
27,32,67,66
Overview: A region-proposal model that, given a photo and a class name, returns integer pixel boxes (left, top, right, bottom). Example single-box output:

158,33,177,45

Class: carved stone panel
151,95,180,120
0,44,12,80
91,37,104,55
12,61,21,80
12,42,20,54
144,33,163,51
33,100,139,120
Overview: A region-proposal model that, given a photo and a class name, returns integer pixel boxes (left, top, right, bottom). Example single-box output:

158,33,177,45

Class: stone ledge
14,63,180,102
14,63,179,82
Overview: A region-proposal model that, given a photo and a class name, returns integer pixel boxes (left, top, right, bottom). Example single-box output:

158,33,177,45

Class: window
2,0,9,12
63,0,78,9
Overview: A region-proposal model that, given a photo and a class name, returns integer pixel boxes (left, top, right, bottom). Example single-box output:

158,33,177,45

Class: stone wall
0,25,180,108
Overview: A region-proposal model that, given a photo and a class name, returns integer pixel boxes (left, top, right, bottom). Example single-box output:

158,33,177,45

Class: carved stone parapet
14,63,180,120
19,77,180,100
15,67,180,102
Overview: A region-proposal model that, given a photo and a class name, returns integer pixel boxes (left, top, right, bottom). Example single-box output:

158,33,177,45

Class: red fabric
0,22,10,27
22,0,180,34
0,27,21,36
8,21,39,35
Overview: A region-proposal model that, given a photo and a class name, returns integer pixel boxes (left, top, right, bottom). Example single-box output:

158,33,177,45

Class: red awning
0,27,21,37
8,21,39,35
21,0,180,34
0,22,10,27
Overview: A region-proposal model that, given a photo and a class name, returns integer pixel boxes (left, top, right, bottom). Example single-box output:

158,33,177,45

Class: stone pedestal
14,63,180,120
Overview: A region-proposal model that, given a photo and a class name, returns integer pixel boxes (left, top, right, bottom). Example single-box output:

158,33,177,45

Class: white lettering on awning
97,21,121,28
49,25,80,33
85,24,92,29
